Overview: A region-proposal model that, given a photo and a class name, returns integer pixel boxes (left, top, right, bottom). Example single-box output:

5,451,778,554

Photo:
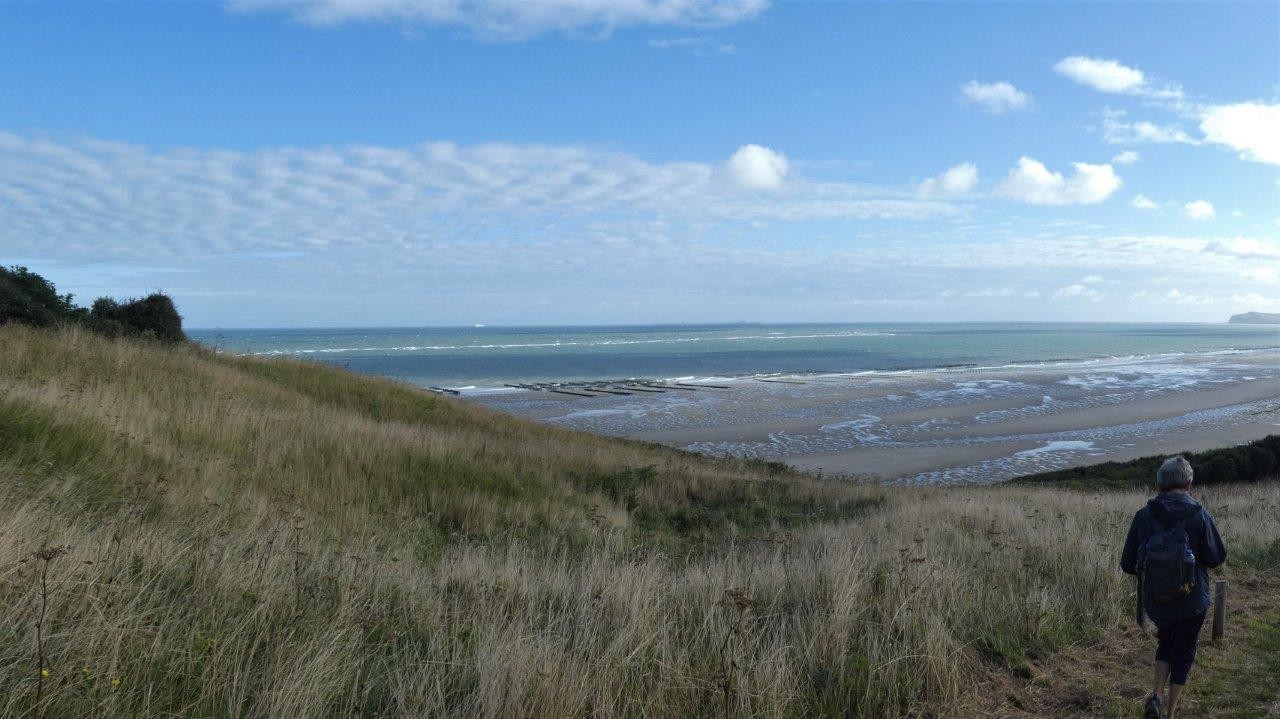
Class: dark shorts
1155,612,1206,685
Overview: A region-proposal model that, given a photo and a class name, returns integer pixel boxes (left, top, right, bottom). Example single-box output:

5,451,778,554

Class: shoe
1143,693,1162,719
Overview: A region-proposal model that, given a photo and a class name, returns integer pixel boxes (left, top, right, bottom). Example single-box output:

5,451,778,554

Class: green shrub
0,265,81,327
0,266,184,342
89,294,185,342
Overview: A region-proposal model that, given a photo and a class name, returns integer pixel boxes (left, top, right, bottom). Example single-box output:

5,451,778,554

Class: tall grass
2,325,1277,717
0,325,864,544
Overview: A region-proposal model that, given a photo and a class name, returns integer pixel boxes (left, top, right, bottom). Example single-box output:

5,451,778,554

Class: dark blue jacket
1121,492,1226,627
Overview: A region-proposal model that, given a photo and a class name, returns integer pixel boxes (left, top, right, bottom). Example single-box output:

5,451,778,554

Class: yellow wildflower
40,669,49,678
111,677,121,687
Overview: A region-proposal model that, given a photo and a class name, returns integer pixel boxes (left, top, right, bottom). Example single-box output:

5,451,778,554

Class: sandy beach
472,349,1280,484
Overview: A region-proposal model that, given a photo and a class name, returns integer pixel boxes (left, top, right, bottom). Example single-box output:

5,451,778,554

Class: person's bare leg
1153,660,1170,700
1167,683,1185,717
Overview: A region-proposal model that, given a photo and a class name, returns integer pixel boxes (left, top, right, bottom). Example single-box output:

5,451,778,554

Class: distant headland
1228,311,1280,324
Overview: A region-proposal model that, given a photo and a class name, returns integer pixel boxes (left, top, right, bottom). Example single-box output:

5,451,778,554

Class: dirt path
963,571,1280,718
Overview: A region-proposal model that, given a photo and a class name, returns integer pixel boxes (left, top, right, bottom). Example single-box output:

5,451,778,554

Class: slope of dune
2,325,1277,717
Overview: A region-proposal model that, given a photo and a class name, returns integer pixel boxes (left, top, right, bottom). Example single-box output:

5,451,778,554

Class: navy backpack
1140,514,1198,604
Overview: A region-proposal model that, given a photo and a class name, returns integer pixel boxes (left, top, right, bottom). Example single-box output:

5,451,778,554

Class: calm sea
187,323,1280,392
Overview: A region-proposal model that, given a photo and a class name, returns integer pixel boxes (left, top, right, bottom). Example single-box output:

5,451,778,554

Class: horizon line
184,319,1253,332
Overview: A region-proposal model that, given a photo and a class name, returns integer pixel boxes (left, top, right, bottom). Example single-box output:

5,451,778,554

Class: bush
89,294,185,342
0,266,184,342
0,266,80,327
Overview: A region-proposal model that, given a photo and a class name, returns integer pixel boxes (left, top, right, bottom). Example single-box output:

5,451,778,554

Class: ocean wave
451,346,1280,393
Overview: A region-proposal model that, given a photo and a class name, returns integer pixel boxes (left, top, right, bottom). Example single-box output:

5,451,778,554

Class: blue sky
1,0,1277,327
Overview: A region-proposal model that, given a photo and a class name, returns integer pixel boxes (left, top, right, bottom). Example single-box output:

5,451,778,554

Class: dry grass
0,325,865,543
1,325,1277,717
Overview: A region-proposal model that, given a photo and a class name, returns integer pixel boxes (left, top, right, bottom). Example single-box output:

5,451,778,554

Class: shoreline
472,348,1280,485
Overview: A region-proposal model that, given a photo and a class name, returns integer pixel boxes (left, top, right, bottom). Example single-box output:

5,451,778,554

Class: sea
188,322,1280,392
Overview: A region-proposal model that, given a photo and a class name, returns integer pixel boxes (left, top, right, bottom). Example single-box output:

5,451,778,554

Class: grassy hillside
0,325,867,546
2,325,1278,717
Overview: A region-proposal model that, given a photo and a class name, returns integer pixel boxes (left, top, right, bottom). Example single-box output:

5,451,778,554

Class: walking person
1121,456,1227,719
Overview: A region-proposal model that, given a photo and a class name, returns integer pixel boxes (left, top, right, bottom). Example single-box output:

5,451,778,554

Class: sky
1,0,1278,328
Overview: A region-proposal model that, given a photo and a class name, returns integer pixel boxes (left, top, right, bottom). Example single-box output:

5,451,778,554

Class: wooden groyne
547,388,598,397
641,383,699,391
503,382,598,397
492,378,747,397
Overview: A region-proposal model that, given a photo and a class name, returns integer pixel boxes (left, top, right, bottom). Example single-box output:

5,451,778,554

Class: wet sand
472,350,1280,485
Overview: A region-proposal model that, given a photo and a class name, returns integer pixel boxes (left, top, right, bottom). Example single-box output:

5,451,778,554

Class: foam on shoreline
448,346,1280,395
473,348,1280,485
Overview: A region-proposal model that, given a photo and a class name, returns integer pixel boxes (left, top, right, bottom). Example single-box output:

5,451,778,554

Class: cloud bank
229,0,769,39
0,132,958,267
6,141,1268,324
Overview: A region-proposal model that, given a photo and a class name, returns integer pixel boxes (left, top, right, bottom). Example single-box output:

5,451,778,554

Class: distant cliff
1228,311,1280,324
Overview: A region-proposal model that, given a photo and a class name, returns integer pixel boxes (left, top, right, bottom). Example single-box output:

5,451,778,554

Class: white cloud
1052,283,1103,301
1229,292,1280,310
963,286,1014,297
959,81,1032,113
228,0,768,40
1080,274,1103,284
647,36,736,55
1053,56,1144,93
727,144,790,190
1165,289,1216,304
1053,56,1182,99
1024,291,1041,299
1199,102,1280,166
1068,65,1271,170
1183,200,1215,220
1102,112,1196,145
1130,288,1280,308
917,162,978,197
1204,237,1280,260
994,157,1122,205
1132,289,1217,305
1111,150,1140,165
1130,194,1158,210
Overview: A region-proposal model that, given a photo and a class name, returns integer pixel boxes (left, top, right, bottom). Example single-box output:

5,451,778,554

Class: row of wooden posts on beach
501,380,733,397
426,375,815,397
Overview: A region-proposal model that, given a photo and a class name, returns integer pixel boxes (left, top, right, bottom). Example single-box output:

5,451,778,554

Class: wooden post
1212,579,1228,643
